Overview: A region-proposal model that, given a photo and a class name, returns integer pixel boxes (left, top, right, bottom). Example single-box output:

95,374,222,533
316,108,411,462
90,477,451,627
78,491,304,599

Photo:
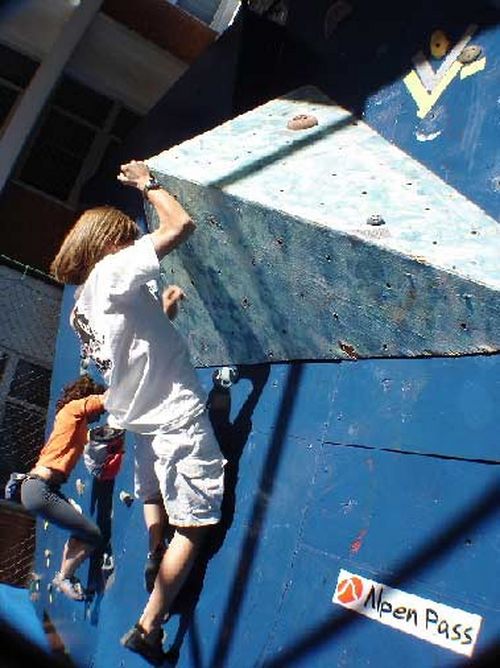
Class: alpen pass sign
332,569,482,657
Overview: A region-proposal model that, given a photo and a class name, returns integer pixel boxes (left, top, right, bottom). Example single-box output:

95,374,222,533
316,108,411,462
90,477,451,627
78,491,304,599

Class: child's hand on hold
162,285,185,320
117,160,151,191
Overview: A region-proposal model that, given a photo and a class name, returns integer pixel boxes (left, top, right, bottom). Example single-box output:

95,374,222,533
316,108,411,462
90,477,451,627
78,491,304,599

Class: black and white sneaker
121,624,166,666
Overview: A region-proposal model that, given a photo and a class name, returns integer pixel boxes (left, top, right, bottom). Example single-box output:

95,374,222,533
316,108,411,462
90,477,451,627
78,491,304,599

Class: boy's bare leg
138,525,209,634
60,537,94,578
143,496,168,553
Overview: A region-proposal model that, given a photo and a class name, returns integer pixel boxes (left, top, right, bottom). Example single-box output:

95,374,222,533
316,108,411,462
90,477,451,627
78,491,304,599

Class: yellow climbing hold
430,30,451,58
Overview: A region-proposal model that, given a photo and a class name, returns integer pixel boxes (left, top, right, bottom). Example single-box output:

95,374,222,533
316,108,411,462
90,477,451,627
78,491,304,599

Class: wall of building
0,0,187,113
0,0,221,274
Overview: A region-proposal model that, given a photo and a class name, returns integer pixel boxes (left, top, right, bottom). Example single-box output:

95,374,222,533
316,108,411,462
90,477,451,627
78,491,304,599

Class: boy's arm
117,160,195,260
162,285,184,320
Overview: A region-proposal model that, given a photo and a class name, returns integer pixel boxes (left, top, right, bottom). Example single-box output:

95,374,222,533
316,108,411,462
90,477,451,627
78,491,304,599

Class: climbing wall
36,345,500,668
145,86,499,366
34,1,499,667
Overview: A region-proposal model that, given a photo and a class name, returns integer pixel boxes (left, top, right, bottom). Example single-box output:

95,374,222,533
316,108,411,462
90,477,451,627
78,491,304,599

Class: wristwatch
142,173,162,195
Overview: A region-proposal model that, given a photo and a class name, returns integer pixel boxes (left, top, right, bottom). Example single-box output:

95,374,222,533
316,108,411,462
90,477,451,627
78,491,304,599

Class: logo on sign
332,569,482,657
336,576,364,604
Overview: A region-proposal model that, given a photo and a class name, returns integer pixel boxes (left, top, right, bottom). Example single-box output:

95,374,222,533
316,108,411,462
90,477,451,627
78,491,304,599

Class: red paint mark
350,528,367,554
336,576,364,603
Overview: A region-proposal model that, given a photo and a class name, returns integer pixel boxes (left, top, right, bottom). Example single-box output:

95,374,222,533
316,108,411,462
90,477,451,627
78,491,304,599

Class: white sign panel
332,569,482,657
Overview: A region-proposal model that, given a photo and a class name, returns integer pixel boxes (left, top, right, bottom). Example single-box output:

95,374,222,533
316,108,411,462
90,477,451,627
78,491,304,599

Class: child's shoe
121,623,166,666
52,572,86,601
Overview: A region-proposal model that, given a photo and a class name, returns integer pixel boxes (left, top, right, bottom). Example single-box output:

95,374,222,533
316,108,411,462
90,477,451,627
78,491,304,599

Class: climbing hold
102,553,114,572
458,45,482,64
286,114,318,131
119,491,134,507
68,497,83,514
44,549,51,568
430,30,451,58
29,574,42,601
366,214,386,226
75,479,85,496
213,366,239,389
43,520,49,531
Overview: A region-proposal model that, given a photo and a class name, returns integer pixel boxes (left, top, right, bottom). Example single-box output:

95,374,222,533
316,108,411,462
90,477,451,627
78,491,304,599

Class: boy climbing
50,160,226,665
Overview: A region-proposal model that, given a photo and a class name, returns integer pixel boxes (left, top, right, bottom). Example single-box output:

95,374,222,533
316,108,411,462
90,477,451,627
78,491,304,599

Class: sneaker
121,623,166,666
52,573,86,601
144,544,166,593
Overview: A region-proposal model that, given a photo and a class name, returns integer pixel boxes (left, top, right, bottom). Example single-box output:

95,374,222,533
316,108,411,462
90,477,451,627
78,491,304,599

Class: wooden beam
102,0,217,65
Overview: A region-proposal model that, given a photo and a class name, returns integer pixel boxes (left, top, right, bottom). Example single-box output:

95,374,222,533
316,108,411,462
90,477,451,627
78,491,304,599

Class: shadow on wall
163,359,499,668
275,0,500,115
259,476,500,668
85,478,116,626
164,362,271,664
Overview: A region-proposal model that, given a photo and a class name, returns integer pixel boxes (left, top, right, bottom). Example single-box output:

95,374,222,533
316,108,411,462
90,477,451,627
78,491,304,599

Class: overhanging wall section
146,88,500,367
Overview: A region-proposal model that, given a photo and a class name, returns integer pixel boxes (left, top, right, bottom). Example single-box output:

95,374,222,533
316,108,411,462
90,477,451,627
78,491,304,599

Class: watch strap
143,174,161,195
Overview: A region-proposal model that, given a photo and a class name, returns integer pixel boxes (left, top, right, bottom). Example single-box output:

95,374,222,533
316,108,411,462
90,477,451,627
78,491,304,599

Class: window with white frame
0,42,142,207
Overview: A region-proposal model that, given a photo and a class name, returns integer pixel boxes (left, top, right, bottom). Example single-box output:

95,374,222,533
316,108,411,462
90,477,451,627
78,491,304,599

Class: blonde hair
51,206,140,284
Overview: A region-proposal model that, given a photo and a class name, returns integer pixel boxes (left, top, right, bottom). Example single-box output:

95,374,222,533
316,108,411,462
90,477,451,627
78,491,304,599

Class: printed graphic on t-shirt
72,306,112,374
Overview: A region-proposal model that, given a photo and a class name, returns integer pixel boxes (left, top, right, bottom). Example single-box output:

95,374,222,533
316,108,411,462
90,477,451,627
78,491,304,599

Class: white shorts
133,412,226,527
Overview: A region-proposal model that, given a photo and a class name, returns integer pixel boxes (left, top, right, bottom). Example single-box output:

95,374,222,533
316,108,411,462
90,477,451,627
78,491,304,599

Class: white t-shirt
71,235,206,434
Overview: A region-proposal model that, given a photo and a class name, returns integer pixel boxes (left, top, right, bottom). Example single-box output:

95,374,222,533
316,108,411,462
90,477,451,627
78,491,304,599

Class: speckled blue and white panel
146,87,500,366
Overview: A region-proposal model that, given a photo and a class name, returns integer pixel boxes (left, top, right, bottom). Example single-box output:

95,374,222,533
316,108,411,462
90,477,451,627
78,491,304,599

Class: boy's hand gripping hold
117,160,195,260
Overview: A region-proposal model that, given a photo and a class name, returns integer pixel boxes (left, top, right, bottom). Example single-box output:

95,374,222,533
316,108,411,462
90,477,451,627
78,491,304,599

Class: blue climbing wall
34,1,499,666
37,346,500,667
145,86,499,366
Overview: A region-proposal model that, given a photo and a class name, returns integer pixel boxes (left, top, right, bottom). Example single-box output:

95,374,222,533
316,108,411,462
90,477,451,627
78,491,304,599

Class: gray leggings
21,476,102,547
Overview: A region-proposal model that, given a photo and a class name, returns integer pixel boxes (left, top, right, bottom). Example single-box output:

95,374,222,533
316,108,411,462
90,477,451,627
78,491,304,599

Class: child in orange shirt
21,375,106,601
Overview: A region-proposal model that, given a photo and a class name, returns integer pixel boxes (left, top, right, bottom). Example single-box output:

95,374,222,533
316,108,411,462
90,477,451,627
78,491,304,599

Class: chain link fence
0,261,61,587
0,500,36,587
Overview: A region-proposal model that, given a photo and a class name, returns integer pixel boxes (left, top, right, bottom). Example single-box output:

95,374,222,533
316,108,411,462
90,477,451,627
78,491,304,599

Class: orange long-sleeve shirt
36,395,105,479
